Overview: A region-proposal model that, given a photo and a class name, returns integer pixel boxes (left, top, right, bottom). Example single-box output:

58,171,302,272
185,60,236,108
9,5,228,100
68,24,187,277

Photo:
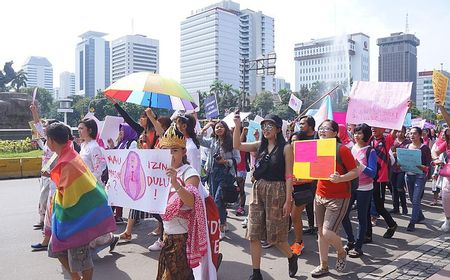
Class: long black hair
177,114,200,149
257,123,286,158
213,121,233,153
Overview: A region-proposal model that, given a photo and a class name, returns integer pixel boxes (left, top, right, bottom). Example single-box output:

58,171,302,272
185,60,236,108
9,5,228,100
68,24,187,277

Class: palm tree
11,70,27,92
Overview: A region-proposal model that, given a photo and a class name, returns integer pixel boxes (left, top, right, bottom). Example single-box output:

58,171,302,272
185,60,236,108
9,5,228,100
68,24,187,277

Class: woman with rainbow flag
46,123,116,280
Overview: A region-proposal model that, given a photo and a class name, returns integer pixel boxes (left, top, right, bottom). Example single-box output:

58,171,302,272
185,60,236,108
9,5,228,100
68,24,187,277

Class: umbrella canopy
104,72,197,110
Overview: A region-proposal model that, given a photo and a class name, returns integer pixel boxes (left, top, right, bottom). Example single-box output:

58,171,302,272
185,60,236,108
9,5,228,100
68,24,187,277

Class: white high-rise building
111,35,159,83
240,10,275,96
416,70,450,112
59,72,75,99
75,31,110,97
22,56,53,93
294,33,370,91
180,1,275,96
181,1,240,95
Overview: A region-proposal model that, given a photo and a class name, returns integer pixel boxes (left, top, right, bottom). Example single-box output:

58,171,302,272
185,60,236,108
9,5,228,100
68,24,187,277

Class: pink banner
333,112,347,125
347,81,412,130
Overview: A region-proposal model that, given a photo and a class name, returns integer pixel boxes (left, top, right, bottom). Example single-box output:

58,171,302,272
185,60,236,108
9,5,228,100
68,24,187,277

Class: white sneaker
148,238,164,251
220,231,226,240
241,217,248,226
440,220,450,232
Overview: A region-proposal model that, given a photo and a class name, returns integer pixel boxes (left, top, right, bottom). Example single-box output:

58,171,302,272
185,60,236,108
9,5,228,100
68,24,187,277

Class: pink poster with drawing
347,81,412,130
333,112,347,125
103,149,171,214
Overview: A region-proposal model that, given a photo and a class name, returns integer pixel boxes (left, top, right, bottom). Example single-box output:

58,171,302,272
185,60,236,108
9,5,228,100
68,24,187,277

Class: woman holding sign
311,120,358,277
233,112,298,280
403,127,432,232
157,124,207,280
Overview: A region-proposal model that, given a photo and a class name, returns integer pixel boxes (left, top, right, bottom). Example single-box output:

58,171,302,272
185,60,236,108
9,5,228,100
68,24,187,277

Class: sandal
348,248,363,258
119,232,132,241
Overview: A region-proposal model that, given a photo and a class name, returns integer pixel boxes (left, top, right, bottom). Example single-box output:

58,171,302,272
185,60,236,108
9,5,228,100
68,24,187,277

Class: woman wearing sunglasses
311,120,358,277
233,112,297,280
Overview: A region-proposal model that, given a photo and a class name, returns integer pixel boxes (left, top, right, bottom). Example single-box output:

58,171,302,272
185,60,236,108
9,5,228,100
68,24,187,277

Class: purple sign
204,95,219,119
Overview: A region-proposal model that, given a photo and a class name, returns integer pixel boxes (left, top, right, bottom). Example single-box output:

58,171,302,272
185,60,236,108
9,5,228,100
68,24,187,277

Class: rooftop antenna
405,13,409,34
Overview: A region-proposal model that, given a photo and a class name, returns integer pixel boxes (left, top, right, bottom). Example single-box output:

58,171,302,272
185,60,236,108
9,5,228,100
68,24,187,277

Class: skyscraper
294,33,370,91
59,71,75,99
75,31,111,97
240,9,275,95
111,35,159,83
416,70,450,112
180,1,275,96
377,32,420,101
22,56,53,93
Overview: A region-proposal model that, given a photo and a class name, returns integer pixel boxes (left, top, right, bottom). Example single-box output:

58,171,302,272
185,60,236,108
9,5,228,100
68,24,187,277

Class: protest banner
222,111,251,128
396,148,422,174
103,149,172,214
246,120,261,142
403,112,412,127
333,112,347,125
411,118,426,129
100,116,124,144
204,95,219,119
288,94,302,113
432,70,449,105
347,81,412,130
293,138,336,180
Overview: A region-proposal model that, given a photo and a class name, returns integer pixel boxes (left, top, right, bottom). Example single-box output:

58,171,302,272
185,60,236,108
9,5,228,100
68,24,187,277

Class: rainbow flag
50,144,116,252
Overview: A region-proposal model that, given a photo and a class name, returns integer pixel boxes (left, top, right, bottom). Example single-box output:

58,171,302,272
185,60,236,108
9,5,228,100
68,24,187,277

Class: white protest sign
222,111,251,128
191,92,200,112
411,118,426,129
100,116,124,144
288,94,303,113
347,81,412,130
253,115,264,124
103,149,171,214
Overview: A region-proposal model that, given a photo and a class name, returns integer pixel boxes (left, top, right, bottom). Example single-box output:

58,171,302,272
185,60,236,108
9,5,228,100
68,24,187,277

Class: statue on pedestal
0,61,17,92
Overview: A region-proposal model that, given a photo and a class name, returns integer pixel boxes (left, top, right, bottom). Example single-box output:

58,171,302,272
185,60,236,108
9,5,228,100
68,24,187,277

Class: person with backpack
310,120,358,277
403,126,432,232
198,120,240,240
390,126,410,215
341,123,377,258
233,113,298,280
369,127,398,240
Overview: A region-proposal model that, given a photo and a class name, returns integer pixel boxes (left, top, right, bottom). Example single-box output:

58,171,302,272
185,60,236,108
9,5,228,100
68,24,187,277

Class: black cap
261,114,282,128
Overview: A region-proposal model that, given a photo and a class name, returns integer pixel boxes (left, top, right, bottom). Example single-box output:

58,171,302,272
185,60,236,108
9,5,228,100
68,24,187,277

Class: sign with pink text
347,81,412,130
103,149,171,214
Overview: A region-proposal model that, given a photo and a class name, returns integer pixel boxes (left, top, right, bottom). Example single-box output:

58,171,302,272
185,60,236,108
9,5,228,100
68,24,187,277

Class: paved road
0,178,447,279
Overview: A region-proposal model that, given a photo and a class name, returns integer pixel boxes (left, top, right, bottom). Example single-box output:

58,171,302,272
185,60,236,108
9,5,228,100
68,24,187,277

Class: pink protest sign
333,112,347,125
347,81,412,130
295,141,317,162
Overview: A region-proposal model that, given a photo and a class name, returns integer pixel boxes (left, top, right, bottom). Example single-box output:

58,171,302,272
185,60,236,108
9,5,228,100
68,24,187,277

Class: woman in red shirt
311,120,358,278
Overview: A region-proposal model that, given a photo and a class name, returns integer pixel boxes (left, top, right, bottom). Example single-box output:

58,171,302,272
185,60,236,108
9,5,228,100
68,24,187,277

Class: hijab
118,123,138,149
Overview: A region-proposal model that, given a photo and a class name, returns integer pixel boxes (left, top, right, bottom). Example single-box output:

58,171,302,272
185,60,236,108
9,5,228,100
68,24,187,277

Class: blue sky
1,0,448,88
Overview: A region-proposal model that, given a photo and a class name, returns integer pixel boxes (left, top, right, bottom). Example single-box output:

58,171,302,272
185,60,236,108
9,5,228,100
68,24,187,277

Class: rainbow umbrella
104,72,197,110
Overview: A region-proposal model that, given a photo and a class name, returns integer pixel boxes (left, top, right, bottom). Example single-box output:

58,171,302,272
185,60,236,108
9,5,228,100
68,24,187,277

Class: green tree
208,80,239,118
20,87,55,118
11,70,27,92
251,91,274,116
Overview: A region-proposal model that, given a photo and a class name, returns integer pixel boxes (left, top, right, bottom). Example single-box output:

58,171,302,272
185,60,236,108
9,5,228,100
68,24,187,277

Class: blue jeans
341,189,373,251
209,165,228,225
391,171,408,212
405,173,426,224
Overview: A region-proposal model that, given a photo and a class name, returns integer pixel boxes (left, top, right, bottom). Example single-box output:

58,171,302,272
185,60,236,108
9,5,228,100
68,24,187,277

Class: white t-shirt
80,140,107,183
186,138,201,173
163,165,200,235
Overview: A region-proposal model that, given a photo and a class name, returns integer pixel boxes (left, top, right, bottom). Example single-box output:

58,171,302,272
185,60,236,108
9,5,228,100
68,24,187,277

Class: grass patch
0,150,43,159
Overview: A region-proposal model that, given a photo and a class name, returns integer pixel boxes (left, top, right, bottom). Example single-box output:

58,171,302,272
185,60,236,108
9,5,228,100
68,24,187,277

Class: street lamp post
240,52,276,109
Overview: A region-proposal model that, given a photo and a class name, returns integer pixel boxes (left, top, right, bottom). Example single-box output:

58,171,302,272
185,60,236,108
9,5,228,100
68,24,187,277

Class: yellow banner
433,70,449,105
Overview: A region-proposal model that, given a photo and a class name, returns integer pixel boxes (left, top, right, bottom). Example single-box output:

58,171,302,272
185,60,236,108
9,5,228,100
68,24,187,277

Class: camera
213,153,222,161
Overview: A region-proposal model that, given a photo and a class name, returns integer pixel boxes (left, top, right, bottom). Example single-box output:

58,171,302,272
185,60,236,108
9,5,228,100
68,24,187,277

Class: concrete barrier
0,158,22,179
21,157,42,177
0,157,42,179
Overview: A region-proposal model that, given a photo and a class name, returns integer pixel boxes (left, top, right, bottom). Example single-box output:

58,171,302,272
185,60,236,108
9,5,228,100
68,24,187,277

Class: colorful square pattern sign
293,138,336,180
